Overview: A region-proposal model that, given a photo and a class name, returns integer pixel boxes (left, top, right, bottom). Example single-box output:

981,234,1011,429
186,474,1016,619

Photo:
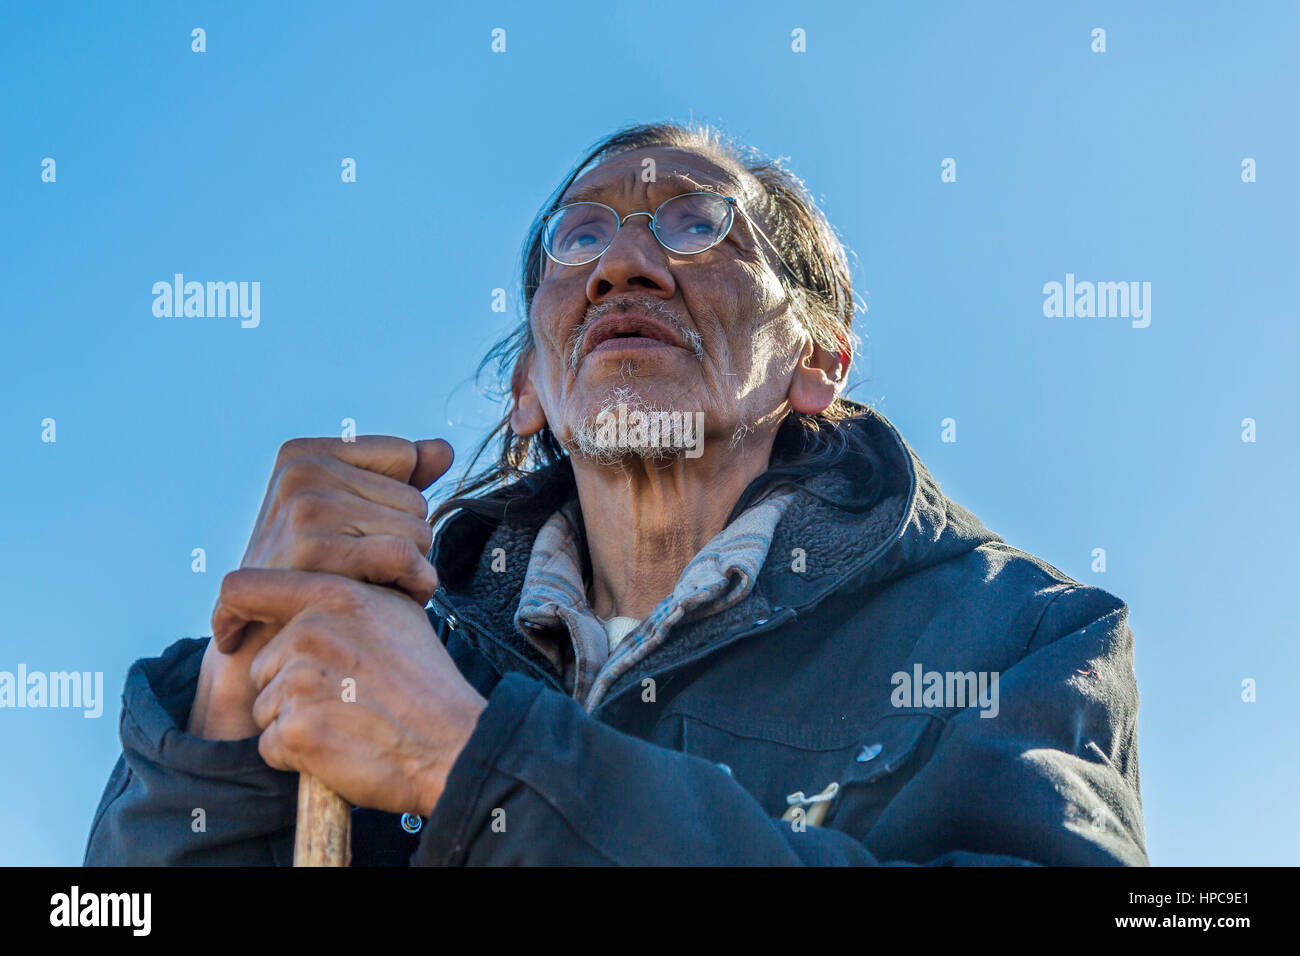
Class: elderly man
85,122,1147,866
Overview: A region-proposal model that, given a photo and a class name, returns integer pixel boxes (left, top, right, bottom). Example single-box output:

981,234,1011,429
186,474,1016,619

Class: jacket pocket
823,712,941,835
664,710,857,820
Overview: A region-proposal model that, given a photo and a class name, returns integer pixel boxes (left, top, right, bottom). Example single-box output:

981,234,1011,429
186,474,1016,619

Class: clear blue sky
2,1,1296,865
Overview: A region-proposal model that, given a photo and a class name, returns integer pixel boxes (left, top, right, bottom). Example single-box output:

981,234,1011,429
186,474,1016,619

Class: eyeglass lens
544,192,732,264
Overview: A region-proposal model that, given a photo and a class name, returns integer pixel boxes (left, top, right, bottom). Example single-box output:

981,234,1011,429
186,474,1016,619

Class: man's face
522,147,812,459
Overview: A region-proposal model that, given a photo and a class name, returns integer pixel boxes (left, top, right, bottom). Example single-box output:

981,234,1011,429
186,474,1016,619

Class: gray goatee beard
566,384,686,465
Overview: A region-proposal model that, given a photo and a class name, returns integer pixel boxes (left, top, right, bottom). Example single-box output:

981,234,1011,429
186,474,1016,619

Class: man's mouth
579,313,689,358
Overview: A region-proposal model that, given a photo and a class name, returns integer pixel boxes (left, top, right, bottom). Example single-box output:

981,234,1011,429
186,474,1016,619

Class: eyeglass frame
538,189,801,284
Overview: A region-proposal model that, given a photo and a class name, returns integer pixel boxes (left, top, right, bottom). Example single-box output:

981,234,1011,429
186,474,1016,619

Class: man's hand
228,435,454,648
187,436,454,741
214,568,486,816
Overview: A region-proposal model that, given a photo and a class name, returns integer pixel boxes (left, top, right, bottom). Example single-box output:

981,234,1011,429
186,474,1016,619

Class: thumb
409,438,454,492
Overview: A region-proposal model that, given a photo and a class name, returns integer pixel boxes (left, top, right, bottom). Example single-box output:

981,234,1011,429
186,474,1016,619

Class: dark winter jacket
84,404,1147,866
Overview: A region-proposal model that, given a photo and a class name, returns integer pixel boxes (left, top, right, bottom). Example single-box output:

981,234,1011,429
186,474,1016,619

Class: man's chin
562,386,706,464
565,441,688,466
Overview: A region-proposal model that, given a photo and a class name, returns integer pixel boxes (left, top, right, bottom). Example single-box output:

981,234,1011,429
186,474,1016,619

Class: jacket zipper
427,589,566,693
433,590,802,713
593,605,800,715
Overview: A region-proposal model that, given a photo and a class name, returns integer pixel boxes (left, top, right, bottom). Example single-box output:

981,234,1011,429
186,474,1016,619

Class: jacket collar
429,403,1002,699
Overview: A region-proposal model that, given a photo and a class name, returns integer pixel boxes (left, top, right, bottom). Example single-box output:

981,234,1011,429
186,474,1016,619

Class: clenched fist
222,568,485,815
188,436,454,741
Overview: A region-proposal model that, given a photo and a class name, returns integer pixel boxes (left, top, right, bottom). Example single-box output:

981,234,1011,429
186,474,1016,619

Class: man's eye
556,218,611,252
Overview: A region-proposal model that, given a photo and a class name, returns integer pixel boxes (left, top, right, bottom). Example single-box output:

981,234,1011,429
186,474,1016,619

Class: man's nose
585,214,676,304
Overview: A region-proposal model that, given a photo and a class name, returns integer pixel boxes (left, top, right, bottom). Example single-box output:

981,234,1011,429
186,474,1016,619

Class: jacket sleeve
414,584,1146,866
83,637,299,866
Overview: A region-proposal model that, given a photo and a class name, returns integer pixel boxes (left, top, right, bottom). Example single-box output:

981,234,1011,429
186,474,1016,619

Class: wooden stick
293,773,351,866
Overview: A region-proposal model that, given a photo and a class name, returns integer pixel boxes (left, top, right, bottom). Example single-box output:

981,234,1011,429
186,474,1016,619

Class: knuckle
397,513,433,551
288,618,332,658
390,537,428,581
415,518,434,553
217,571,237,600
251,691,273,728
277,437,315,464
256,732,279,767
281,660,321,697
287,534,331,571
276,457,328,494
394,440,419,478
386,534,421,568
400,485,430,518
287,490,330,530
319,575,365,613
394,539,436,600
248,655,270,692
218,567,252,598
276,713,308,752
403,535,429,565
408,542,436,584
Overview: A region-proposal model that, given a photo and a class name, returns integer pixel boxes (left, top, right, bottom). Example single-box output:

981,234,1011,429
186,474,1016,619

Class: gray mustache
567,297,704,371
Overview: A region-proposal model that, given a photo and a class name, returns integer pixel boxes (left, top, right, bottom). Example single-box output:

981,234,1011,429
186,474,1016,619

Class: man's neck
573,437,776,622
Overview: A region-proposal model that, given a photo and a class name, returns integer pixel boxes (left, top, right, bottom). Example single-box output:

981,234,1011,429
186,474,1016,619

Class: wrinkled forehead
561,146,758,208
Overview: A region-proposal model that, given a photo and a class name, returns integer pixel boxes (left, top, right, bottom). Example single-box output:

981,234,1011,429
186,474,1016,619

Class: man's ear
509,350,547,437
788,337,850,415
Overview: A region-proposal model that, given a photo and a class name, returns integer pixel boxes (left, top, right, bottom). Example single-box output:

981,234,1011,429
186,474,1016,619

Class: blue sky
2,1,1296,865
